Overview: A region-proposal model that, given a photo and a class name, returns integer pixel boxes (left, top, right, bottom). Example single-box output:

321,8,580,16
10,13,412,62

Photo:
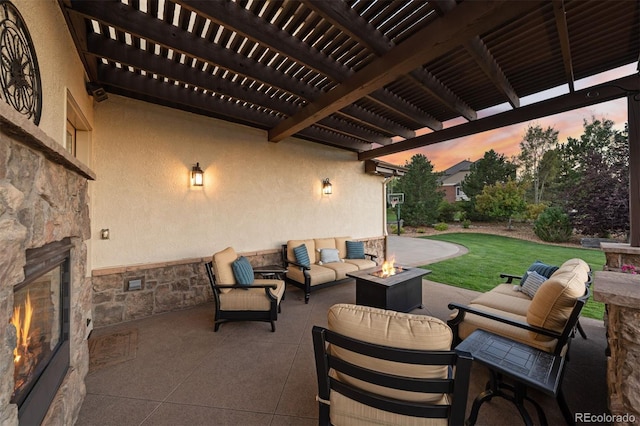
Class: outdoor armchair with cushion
205,247,285,332
312,303,472,425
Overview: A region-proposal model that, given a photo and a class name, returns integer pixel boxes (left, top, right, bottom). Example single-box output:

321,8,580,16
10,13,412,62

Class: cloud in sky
380,65,635,171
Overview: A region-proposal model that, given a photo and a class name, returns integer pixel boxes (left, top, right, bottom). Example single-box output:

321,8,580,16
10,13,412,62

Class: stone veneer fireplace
11,239,71,425
0,103,94,425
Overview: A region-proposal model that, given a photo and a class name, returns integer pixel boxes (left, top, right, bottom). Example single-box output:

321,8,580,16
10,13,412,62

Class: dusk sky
380,64,636,172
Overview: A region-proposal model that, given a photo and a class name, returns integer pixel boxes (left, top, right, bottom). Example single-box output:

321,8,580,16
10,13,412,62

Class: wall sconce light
322,178,333,195
191,162,204,186
100,229,110,240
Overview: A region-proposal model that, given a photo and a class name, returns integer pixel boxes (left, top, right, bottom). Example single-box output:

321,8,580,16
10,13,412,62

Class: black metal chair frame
204,261,281,332
447,284,591,426
312,325,472,426
281,244,377,304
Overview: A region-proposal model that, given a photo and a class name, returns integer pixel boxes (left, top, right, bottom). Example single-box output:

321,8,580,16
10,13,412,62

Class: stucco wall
91,95,384,269
15,0,94,144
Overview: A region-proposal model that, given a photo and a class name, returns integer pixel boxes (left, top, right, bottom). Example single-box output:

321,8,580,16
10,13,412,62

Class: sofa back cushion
327,303,452,402
287,239,315,264
314,238,338,263
527,258,589,341
334,237,351,259
213,247,238,294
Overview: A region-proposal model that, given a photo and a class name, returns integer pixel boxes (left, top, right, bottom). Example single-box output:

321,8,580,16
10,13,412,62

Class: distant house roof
442,160,474,177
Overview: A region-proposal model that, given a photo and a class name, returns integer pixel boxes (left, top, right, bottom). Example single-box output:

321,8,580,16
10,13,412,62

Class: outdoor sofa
282,237,377,303
448,258,591,355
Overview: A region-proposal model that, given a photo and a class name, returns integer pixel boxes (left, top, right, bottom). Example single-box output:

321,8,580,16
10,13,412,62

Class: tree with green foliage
395,154,443,226
461,149,517,199
556,118,629,237
536,149,560,202
534,206,572,242
557,117,627,191
475,178,527,229
518,124,559,204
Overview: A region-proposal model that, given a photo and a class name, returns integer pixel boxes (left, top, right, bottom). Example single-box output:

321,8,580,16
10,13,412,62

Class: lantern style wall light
191,162,204,186
322,178,333,195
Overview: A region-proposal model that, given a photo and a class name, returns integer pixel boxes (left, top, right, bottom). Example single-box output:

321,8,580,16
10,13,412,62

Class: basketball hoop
387,193,404,207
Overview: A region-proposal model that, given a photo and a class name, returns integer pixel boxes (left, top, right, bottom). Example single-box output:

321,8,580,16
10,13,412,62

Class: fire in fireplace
370,257,406,278
11,238,71,425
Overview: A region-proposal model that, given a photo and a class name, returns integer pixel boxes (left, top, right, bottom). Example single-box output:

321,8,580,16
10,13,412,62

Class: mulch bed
394,222,592,248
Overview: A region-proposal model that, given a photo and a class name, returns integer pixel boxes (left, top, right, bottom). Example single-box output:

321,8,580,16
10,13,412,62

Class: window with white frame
66,91,92,165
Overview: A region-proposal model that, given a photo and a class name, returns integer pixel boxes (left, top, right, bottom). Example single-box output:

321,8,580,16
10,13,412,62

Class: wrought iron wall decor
0,1,41,125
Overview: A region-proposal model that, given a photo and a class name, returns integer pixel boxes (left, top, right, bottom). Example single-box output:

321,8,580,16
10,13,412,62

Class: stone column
594,267,640,424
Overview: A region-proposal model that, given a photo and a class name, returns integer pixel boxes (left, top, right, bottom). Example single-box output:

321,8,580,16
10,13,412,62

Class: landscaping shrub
462,219,471,229
526,203,548,221
534,207,572,242
434,222,449,231
437,201,458,222
390,224,404,234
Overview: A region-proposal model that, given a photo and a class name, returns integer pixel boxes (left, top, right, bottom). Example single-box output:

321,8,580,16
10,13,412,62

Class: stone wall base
92,237,386,328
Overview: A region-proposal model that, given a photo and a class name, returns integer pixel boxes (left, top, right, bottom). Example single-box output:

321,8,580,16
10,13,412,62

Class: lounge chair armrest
284,259,311,271
499,273,522,284
447,302,562,340
216,283,277,290
365,253,377,261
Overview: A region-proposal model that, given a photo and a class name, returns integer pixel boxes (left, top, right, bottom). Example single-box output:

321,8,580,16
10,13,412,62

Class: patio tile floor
77,278,608,426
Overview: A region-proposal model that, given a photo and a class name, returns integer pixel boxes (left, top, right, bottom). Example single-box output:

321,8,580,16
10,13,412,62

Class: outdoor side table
455,329,573,426
253,265,287,281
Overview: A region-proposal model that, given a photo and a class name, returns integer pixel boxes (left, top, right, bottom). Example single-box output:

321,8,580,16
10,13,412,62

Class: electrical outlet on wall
126,278,143,291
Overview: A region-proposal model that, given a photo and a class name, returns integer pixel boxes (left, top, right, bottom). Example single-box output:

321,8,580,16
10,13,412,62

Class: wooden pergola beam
67,1,405,143
552,0,575,92
359,74,639,160
464,36,520,108
308,0,476,122
179,0,437,135
66,2,316,100
268,0,539,143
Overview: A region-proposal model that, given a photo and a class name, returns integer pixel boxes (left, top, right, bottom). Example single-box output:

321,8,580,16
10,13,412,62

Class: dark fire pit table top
347,265,431,287
347,265,431,312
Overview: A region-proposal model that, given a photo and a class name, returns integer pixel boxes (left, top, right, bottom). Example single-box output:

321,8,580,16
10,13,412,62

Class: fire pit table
347,265,430,313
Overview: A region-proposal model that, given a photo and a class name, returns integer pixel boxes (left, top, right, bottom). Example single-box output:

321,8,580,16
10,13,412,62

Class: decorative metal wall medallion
0,1,41,124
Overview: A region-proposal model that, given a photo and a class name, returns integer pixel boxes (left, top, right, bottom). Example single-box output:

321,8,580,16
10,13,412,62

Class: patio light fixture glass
322,178,332,195
191,162,204,186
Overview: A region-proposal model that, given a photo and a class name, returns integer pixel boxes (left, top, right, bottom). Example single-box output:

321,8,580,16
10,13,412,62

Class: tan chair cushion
322,262,358,280
286,264,336,286
219,279,285,310
457,304,557,353
490,283,533,301
330,390,450,426
327,304,452,403
470,287,531,317
344,258,377,270
212,247,237,294
527,265,587,341
334,237,351,260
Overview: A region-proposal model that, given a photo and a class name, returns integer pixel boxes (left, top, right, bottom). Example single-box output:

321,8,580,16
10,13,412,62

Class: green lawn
419,233,605,320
